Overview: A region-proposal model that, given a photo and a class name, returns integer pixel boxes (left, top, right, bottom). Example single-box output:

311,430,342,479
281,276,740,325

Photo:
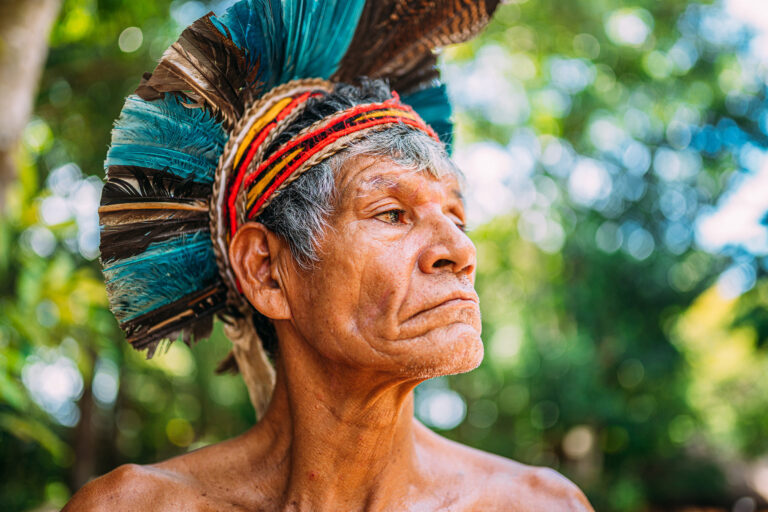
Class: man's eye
378,209,406,224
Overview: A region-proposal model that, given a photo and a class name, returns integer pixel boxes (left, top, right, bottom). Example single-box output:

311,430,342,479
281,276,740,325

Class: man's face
281,154,483,379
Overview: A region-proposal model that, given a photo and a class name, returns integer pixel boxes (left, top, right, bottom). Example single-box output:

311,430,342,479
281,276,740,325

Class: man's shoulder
63,437,259,512
63,464,173,511
421,427,594,511
62,463,230,512
485,463,595,512
465,449,592,510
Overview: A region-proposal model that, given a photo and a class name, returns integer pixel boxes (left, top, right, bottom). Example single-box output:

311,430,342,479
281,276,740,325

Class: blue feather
402,85,454,152
212,0,285,92
106,95,226,184
103,231,218,322
212,0,366,90
279,0,366,82
106,145,217,184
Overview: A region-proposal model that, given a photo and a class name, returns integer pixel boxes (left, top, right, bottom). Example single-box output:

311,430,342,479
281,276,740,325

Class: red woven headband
224,90,440,237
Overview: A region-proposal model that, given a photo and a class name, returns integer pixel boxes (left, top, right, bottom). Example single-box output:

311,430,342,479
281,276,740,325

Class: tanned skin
65,155,595,511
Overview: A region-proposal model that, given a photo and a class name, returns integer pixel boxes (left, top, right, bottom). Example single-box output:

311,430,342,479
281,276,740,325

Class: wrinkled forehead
337,154,465,204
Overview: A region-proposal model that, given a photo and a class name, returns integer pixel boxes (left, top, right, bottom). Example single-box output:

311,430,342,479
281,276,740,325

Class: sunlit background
2,0,768,510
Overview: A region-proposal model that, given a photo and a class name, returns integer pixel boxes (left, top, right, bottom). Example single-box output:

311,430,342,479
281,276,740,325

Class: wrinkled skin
66,156,594,511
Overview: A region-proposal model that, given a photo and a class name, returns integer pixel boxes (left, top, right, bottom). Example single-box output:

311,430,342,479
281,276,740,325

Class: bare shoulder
486,463,595,512
63,458,249,512
417,423,594,511
63,436,257,511
62,464,184,512
465,445,593,510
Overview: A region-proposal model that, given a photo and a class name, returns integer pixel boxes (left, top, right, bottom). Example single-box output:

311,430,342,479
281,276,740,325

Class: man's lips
403,292,479,322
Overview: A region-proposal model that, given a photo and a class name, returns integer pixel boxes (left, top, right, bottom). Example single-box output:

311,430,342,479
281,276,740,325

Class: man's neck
243,326,426,511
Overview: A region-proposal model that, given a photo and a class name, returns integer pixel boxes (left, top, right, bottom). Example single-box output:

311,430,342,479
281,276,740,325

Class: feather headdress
100,0,499,415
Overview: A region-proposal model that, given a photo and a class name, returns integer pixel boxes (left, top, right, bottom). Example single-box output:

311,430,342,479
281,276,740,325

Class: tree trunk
0,0,62,209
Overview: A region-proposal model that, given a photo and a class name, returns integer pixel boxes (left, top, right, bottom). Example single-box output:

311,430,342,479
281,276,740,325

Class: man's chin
437,328,484,375
396,324,484,378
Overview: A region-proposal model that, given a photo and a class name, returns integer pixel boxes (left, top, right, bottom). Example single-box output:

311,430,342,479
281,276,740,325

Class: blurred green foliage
2,0,768,511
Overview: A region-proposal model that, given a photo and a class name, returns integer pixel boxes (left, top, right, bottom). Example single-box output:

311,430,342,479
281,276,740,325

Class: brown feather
334,0,500,93
100,208,207,227
136,13,256,127
100,221,210,261
389,53,439,94
103,166,211,202
122,284,228,356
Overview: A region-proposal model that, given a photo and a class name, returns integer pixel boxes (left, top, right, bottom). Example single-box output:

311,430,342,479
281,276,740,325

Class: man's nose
418,214,476,276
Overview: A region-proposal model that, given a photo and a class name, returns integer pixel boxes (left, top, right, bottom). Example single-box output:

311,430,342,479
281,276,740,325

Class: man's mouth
404,292,479,322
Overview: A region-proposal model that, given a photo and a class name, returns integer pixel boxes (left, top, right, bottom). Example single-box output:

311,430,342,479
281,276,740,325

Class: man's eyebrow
352,174,401,197
362,174,400,189
352,174,466,204
354,173,466,205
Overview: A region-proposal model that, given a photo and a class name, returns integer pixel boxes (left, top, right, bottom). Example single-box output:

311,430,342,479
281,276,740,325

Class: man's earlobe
229,222,291,320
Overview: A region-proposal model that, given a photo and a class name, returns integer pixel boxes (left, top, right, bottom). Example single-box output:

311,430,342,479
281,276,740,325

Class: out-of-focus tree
0,0,61,208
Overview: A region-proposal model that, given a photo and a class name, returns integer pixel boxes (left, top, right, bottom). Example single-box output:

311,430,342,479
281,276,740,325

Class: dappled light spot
717,262,757,299
530,401,559,430
563,425,595,460
596,221,623,253
468,398,499,429
617,359,645,389
548,57,595,94
605,8,653,48
148,342,197,378
166,417,195,447
696,162,768,257
624,224,655,261
21,348,83,427
415,382,467,431
118,27,143,53
490,324,523,366
23,117,53,154
93,358,120,408
567,158,612,207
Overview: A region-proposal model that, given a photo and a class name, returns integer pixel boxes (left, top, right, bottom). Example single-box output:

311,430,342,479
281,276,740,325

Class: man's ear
229,222,291,320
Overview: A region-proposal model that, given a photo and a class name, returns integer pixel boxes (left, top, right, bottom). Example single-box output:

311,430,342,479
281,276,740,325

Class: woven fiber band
224,86,329,237
210,79,333,308
227,91,439,236
239,94,439,222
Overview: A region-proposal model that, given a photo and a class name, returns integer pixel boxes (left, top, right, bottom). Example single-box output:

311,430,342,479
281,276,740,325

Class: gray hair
259,125,459,270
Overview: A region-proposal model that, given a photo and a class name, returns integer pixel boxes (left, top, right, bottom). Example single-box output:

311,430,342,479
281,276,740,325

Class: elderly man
67,80,594,511
66,1,595,510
